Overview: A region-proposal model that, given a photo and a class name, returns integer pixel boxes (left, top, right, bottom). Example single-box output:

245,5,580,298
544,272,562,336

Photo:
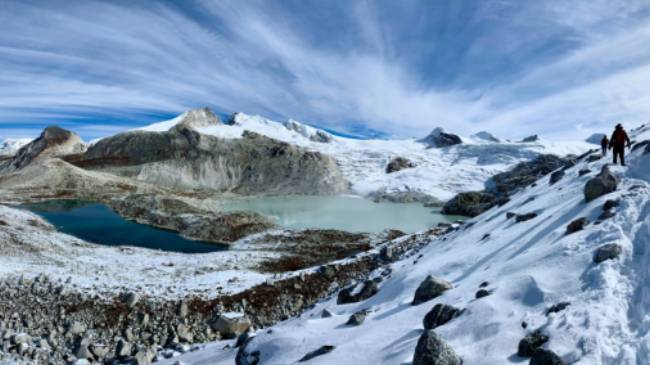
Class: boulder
475,289,490,299
593,243,622,263
337,280,380,304
517,331,549,357
386,157,416,173
442,191,497,217
549,170,564,185
566,217,588,234
413,276,453,305
123,292,140,308
299,345,335,362
116,339,131,357
584,166,619,202
529,349,565,365
546,302,570,316
212,314,252,338
346,310,368,326
603,199,619,211
419,128,462,148
423,304,463,330
578,169,591,176
516,213,538,223
413,330,462,365
134,347,155,365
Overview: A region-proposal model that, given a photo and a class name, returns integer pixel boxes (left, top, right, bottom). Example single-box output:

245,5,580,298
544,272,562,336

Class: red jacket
610,128,631,148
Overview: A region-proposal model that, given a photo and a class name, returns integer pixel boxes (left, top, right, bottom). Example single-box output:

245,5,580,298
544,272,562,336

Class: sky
1,0,650,141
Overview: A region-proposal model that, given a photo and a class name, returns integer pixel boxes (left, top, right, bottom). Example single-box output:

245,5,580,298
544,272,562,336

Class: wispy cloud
0,0,649,140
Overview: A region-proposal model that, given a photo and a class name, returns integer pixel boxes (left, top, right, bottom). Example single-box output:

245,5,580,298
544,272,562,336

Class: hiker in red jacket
609,124,632,166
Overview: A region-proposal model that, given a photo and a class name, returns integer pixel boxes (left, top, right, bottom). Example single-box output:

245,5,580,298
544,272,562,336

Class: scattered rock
546,302,570,316
386,157,416,173
134,347,155,364
584,166,619,202
299,345,335,362
423,304,464,330
412,276,453,305
529,349,565,365
603,199,619,211
517,330,549,357
549,170,564,185
123,292,140,308
475,289,490,299
337,280,380,304
488,155,570,196
516,213,538,223
479,281,489,288
586,155,602,163
346,310,368,326
594,243,622,263
116,339,132,358
566,217,588,234
321,309,334,318
412,330,462,365
578,169,591,176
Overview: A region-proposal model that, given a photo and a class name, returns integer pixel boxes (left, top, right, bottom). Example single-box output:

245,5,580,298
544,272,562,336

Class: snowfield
138,111,592,202
0,138,32,156
158,124,650,364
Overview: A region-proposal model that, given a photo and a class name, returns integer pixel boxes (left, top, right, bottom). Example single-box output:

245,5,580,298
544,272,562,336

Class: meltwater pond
22,200,225,253
216,195,459,233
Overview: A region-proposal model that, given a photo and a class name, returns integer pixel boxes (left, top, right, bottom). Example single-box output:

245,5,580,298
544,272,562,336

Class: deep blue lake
21,200,225,254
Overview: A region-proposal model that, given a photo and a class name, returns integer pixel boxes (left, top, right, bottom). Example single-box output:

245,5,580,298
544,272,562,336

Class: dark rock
517,330,549,357
566,217,588,234
346,310,367,326
506,212,516,219
419,128,462,148
520,135,539,143
299,345,335,362
413,330,462,365
488,155,570,196
529,349,565,365
631,139,650,151
211,314,252,339
412,276,453,305
549,170,564,185
586,155,602,163
584,166,619,202
516,213,538,223
386,157,416,173
321,309,334,318
603,199,619,211
442,191,497,217
598,210,616,221
594,243,622,263
475,289,490,299
235,335,260,365
4,126,85,171
337,280,380,304
423,304,464,330
578,169,591,176
546,302,570,316
479,281,489,288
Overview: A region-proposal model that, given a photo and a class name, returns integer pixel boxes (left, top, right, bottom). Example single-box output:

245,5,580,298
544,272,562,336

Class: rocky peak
419,127,462,148
5,126,85,171
473,131,500,143
173,107,221,130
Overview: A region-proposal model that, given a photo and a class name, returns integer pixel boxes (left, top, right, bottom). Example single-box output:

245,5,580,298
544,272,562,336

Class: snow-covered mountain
0,138,32,156
133,110,592,203
158,124,650,364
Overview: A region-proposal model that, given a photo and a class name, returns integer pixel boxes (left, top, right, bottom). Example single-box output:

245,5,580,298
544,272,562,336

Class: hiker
600,135,609,157
609,123,631,166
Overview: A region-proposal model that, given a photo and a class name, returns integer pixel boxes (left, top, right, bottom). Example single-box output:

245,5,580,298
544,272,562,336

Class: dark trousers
612,145,625,165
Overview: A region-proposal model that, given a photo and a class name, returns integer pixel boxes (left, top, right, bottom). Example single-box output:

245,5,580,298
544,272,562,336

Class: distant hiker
609,124,631,166
600,135,609,157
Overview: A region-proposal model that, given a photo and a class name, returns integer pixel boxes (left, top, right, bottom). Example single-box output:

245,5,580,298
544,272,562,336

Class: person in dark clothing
600,135,609,157
609,124,631,166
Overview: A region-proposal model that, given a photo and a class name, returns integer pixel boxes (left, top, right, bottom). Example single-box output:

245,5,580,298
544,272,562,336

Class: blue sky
2,0,650,141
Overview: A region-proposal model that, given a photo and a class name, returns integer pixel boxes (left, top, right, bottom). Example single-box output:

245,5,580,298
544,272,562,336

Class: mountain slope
159,125,650,365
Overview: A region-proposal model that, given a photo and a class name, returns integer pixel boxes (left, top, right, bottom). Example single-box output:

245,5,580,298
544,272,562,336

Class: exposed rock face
419,128,462,148
487,155,570,196
111,194,275,244
412,276,453,305
173,107,222,130
413,330,462,365
442,191,497,217
473,131,500,142
423,304,463,330
520,135,539,143
69,123,347,195
3,126,85,172
386,156,416,173
584,166,619,202
594,243,622,263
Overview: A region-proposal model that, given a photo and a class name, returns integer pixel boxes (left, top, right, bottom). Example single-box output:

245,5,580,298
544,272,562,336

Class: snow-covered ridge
0,138,32,156
160,126,650,364
128,109,592,203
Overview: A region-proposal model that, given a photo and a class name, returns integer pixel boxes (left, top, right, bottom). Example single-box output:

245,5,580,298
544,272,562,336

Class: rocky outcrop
584,166,619,202
472,131,500,143
413,331,462,365
337,279,380,304
593,243,622,263
520,135,539,143
3,126,85,172
487,155,571,196
386,156,416,173
419,128,462,148
441,191,497,217
68,119,348,195
172,107,222,130
368,188,443,206
110,194,276,244
309,130,333,143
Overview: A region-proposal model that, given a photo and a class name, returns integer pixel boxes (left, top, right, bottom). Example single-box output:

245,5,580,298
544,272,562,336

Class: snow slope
159,125,650,364
0,138,31,156
137,111,592,202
